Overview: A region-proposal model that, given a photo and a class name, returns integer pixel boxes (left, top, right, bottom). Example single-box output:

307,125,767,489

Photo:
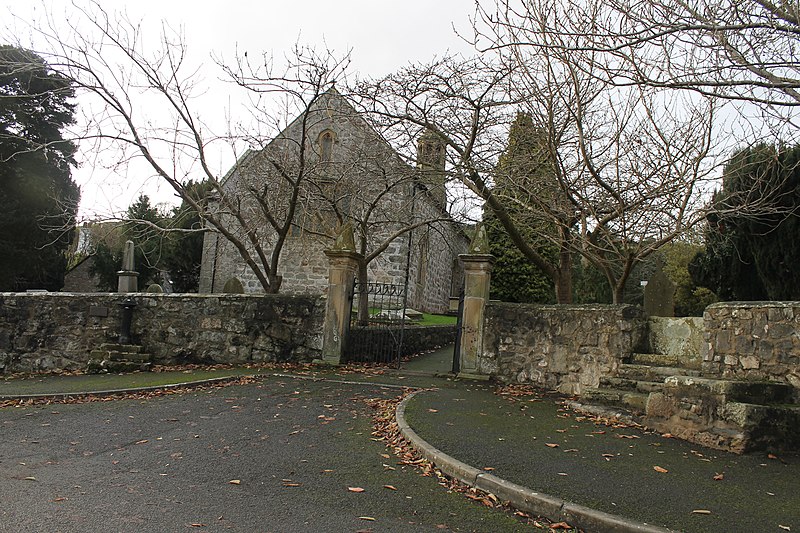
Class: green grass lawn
417,313,457,326
355,308,457,326
0,367,253,396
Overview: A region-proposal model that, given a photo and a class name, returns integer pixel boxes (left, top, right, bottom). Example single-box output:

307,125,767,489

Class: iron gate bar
345,281,408,364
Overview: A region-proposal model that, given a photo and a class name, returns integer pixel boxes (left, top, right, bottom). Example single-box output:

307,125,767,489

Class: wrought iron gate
344,281,407,364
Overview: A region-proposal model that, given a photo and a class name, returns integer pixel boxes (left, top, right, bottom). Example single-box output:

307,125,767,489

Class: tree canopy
88,188,208,292
0,45,79,291
486,112,559,303
691,144,800,301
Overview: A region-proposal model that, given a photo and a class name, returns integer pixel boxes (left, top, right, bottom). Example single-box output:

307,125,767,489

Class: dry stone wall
703,302,800,386
482,303,647,394
0,293,324,373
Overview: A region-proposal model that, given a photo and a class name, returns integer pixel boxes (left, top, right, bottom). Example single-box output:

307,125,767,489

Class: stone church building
198,88,468,313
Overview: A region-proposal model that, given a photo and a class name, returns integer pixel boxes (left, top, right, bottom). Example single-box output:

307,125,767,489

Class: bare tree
477,0,800,124
357,2,720,303
471,0,800,290
5,3,454,296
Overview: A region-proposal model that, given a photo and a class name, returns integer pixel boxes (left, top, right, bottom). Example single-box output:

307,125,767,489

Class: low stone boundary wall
0,293,324,373
704,302,800,387
482,303,647,394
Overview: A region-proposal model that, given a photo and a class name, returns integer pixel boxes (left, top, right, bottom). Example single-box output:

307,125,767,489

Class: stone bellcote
416,129,447,209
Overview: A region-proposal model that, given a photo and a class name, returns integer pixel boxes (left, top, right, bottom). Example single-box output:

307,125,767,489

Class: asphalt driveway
0,376,531,533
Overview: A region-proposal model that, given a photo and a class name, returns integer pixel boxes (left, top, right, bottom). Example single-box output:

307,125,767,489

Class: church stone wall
198,91,465,313
406,195,469,313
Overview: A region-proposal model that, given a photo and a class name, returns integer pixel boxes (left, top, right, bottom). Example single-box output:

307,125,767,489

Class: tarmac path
0,375,530,533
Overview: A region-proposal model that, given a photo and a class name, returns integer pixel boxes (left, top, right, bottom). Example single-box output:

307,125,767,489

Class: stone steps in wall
599,376,665,394
663,375,795,405
580,388,649,413
580,350,699,419
88,343,152,374
617,363,700,382
629,352,679,367
97,343,143,354
87,359,152,374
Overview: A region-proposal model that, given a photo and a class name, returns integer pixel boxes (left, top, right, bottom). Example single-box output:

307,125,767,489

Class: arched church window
319,130,335,162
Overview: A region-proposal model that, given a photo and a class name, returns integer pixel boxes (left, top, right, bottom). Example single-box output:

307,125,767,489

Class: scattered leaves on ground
365,390,584,532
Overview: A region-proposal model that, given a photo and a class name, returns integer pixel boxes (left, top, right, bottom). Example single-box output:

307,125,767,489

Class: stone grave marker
643,264,675,317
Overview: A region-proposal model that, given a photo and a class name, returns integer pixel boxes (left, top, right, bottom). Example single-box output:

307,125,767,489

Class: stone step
580,388,649,413
719,402,800,451
89,350,152,363
599,377,665,394
617,363,701,382
87,359,151,374
98,343,142,354
629,352,679,367
107,350,151,363
663,376,795,404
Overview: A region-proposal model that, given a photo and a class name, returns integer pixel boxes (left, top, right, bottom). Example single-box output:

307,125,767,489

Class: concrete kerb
396,389,675,533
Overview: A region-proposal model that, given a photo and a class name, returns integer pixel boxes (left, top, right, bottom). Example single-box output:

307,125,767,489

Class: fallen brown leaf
653,466,669,473
348,487,365,493
713,473,724,481
692,509,712,515
228,479,241,485
545,443,559,448
383,485,397,490
358,516,375,521
550,522,573,529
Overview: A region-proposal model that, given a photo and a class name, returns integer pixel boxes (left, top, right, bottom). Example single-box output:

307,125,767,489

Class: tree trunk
554,227,573,304
555,238,573,304
612,283,625,304
267,273,282,294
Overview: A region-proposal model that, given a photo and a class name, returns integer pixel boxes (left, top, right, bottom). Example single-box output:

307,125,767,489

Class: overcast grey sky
0,0,481,218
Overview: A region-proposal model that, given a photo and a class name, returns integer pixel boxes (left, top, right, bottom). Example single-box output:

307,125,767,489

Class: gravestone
117,240,139,293
643,264,675,317
146,283,164,293
222,277,245,294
